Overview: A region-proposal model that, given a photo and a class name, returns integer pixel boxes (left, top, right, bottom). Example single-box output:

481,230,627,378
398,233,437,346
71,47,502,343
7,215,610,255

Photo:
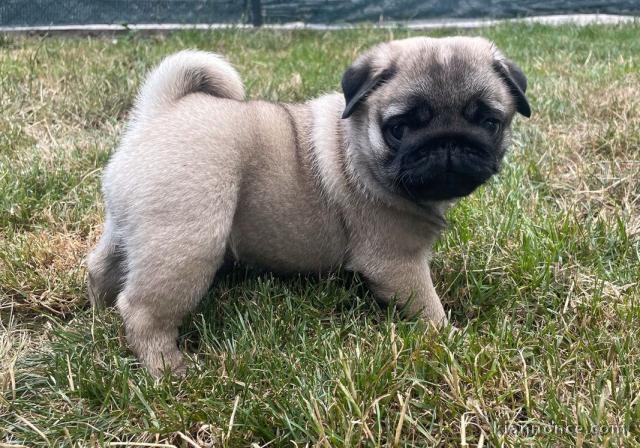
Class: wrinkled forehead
378,37,511,117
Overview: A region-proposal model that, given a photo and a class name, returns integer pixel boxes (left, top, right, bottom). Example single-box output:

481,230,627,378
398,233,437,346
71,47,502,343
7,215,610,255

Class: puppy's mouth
393,135,500,201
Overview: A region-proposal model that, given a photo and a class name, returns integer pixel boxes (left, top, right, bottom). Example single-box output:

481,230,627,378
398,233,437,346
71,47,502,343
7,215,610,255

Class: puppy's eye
386,123,408,145
391,124,407,140
481,118,501,134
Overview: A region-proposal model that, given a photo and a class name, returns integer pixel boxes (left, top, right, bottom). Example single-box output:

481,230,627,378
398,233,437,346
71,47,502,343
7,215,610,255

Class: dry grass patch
0,314,31,401
540,79,640,239
0,229,94,316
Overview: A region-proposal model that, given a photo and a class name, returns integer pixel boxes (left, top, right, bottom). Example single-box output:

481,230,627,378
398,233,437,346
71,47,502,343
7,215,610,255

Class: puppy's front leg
362,258,447,327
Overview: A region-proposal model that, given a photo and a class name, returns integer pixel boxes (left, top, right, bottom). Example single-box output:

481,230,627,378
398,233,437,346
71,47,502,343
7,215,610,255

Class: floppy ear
341,60,395,119
493,59,531,118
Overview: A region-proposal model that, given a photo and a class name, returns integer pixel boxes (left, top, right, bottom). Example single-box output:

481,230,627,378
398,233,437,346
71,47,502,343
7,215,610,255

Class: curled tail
131,50,245,121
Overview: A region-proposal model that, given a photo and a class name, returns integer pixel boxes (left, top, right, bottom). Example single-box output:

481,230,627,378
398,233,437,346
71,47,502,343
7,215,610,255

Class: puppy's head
341,36,530,204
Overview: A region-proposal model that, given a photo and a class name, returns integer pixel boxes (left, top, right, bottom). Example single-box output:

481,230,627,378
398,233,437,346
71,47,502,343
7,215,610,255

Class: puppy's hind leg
116,196,236,377
87,215,126,308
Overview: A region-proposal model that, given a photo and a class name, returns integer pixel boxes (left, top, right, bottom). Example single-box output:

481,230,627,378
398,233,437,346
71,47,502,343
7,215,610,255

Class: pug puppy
88,36,530,376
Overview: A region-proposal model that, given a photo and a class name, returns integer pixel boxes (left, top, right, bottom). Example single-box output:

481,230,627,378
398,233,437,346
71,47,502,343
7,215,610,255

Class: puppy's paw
418,310,448,331
140,348,187,378
414,310,451,335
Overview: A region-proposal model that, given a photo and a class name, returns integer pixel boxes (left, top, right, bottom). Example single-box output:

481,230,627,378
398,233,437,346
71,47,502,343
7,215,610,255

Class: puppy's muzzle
395,132,499,201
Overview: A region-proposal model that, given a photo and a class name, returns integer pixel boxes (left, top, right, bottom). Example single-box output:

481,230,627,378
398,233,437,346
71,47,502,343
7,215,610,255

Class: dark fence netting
1,0,639,27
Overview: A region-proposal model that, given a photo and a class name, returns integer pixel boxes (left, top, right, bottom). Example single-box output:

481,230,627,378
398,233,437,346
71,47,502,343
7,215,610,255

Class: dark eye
385,123,408,146
481,118,501,134
390,124,407,140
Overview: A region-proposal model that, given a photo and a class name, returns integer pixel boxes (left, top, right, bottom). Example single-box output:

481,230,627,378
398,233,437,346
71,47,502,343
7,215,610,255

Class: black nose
402,139,457,167
400,132,493,167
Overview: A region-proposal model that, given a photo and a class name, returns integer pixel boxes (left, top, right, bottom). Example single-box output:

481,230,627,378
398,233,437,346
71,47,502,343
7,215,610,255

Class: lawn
1,24,639,447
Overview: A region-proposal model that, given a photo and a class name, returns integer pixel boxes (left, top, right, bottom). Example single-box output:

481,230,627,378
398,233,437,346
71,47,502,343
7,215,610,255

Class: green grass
1,24,639,447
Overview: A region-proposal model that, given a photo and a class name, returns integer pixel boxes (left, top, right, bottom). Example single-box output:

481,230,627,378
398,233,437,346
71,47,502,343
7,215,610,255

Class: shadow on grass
179,265,383,354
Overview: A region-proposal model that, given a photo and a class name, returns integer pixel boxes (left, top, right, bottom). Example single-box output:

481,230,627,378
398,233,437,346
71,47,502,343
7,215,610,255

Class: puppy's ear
341,60,395,119
493,59,531,118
